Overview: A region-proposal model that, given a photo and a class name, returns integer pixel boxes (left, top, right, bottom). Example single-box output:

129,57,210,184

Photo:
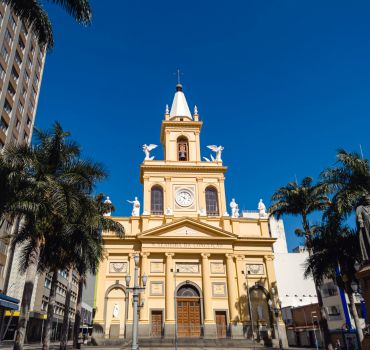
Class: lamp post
125,255,147,350
311,311,319,350
242,270,256,350
270,287,283,350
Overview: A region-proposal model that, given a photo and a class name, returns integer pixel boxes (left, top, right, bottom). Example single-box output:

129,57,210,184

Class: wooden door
177,298,201,337
151,310,162,337
216,311,227,338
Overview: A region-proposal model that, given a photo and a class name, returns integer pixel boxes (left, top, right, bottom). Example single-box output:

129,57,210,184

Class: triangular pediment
138,217,236,240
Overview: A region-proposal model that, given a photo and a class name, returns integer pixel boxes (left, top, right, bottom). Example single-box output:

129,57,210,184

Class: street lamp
242,270,256,350
125,255,147,350
311,311,319,350
270,287,283,350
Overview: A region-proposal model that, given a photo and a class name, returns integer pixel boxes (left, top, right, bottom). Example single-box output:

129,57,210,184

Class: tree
305,215,364,345
2,122,105,350
321,149,370,216
3,0,92,49
71,193,123,349
269,176,333,349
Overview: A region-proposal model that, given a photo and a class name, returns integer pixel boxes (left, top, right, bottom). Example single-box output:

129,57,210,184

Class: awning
0,292,19,310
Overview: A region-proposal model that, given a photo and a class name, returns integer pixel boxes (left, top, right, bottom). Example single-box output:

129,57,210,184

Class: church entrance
176,284,201,337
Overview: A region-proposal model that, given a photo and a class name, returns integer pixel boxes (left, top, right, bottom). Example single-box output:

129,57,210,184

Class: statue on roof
258,199,267,218
142,144,158,161
207,145,224,162
230,198,239,218
127,197,140,217
103,196,112,217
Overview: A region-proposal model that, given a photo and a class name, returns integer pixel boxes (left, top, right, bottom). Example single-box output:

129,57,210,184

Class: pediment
138,217,236,240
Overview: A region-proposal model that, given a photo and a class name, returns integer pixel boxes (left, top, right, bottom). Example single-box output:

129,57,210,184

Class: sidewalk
0,342,320,350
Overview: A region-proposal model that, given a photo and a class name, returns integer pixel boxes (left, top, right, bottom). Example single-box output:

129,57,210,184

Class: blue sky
36,1,370,251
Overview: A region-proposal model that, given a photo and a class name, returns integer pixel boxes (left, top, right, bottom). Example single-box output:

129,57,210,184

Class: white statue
127,197,140,216
258,199,267,218
230,198,239,218
142,144,158,161
199,208,206,216
112,303,119,318
207,145,224,162
103,196,112,217
165,207,173,215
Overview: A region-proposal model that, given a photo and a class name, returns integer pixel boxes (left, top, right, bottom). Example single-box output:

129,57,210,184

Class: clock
175,189,194,207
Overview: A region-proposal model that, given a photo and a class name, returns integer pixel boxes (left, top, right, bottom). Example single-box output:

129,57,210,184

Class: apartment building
0,2,46,295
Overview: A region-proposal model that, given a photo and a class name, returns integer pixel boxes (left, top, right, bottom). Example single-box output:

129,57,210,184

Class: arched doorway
104,284,127,339
176,283,202,337
248,284,274,342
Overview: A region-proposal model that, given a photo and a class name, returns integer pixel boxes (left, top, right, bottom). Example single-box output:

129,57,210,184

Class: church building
94,84,284,342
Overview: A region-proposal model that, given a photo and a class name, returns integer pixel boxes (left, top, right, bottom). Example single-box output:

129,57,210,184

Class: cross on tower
174,69,183,84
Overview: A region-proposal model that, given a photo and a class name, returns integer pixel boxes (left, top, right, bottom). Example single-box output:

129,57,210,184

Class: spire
169,84,192,120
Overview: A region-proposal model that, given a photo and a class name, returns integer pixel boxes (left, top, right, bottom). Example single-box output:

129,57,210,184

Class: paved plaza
0,342,320,350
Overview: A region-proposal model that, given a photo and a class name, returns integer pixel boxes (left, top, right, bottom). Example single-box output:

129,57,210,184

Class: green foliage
3,0,92,49
321,149,370,217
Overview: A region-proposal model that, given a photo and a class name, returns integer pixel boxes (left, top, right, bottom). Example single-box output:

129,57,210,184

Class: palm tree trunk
0,216,20,339
303,219,333,350
347,288,364,346
42,270,59,350
13,241,41,350
73,276,84,348
59,268,73,350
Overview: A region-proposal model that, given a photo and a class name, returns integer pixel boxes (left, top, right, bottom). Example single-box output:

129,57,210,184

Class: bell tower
140,83,227,217
160,84,202,162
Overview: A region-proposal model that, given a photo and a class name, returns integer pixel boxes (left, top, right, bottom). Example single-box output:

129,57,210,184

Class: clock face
175,189,194,207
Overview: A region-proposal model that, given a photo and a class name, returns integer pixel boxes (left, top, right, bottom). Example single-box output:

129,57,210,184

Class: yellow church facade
94,84,282,341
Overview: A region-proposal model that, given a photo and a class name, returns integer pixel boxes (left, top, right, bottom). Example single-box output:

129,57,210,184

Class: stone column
165,253,175,337
225,254,238,320
235,255,246,321
139,252,150,336
201,253,216,338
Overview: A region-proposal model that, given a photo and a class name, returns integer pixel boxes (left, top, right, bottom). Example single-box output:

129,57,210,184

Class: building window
24,71,29,83
15,119,20,130
205,187,219,216
151,185,164,214
4,99,12,114
327,305,341,319
322,282,338,297
8,82,15,98
0,117,9,133
0,139,4,149
23,131,28,142
34,74,39,86
15,50,21,65
27,56,32,69
31,87,36,98
27,117,31,127
19,37,25,51
18,101,24,114
177,136,188,161
10,15,16,30
11,67,19,82
1,45,9,62
0,64,5,79
5,28,12,45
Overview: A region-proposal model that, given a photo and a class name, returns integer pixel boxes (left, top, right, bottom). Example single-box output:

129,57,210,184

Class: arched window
205,187,219,216
151,185,163,215
177,136,189,161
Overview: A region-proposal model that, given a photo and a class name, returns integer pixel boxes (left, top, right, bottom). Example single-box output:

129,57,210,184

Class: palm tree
269,176,333,349
321,149,370,216
3,0,92,49
71,193,123,349
2,122,105,350
305,215,364,345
